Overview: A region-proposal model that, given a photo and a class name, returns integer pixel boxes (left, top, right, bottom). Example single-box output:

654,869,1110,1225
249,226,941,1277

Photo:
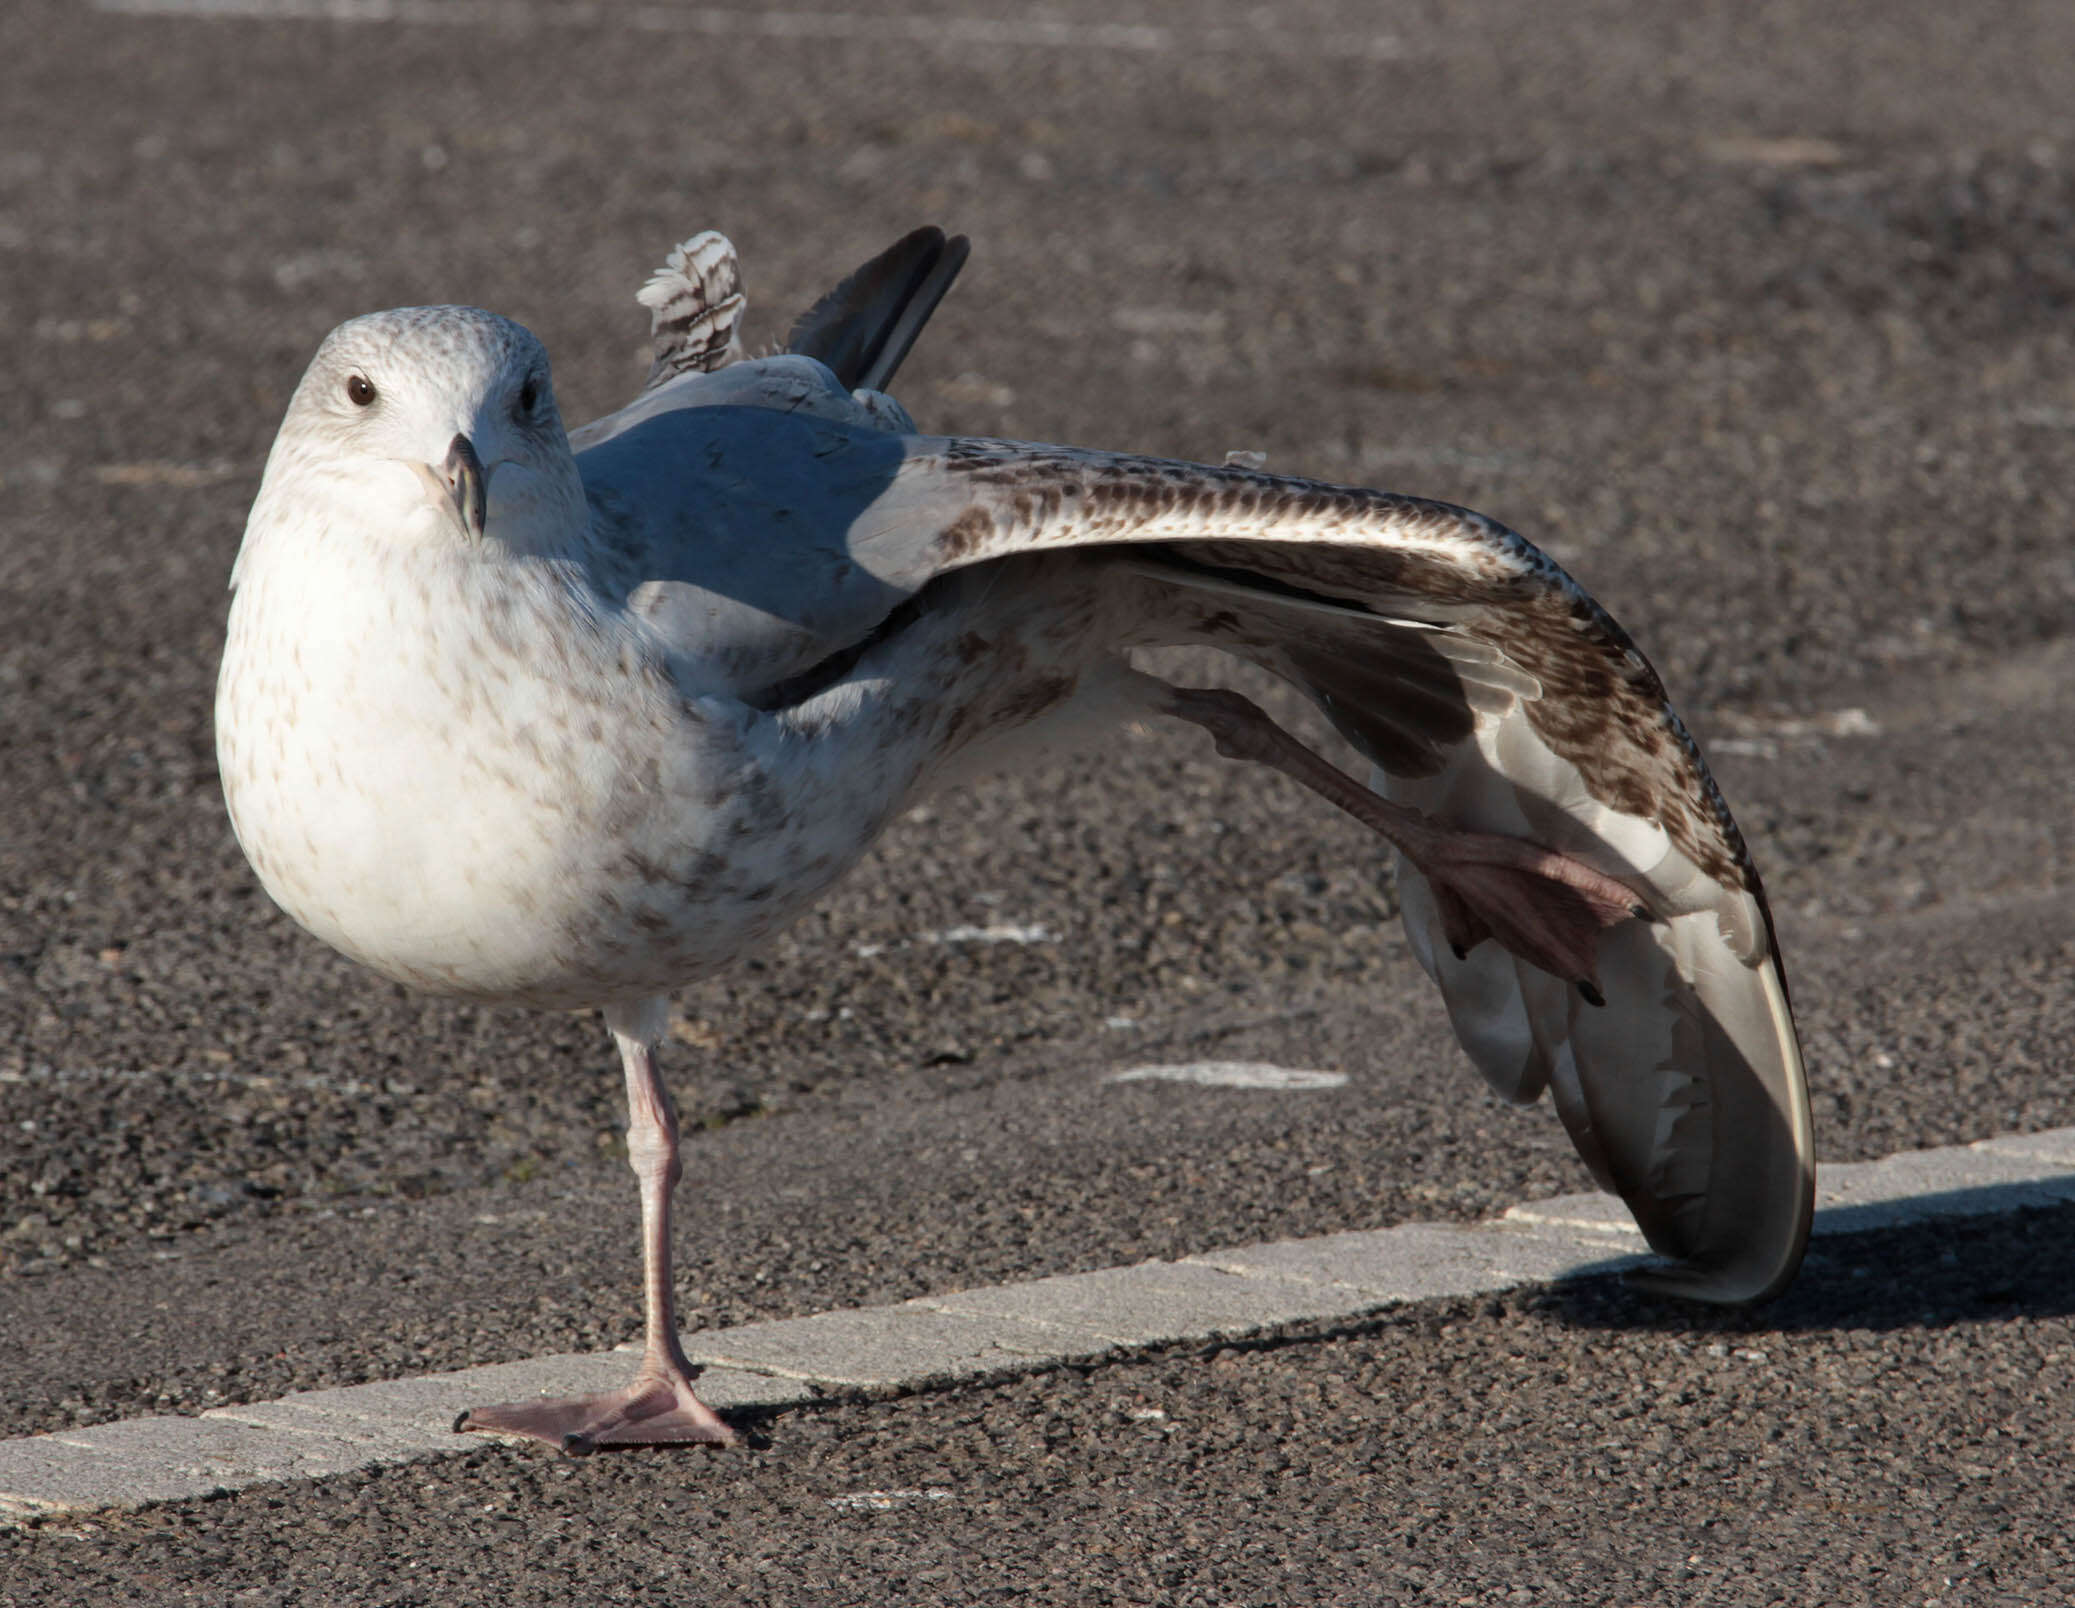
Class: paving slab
679,1302,1108,1387
1182,1221,1648,1301
202,1395,457,1458
6,1128,2070,1521
0,1435,200,1520
1812,1147,2075,1236
1498,1191,1650,1244
23,1414,373,1508
48,1411,364,1471
0,1434,202,1521
210,1358,810,1444
1969,1126,2075,1167
922,1258,1382,1346
679,1366,822,1413
346,1350,640,1423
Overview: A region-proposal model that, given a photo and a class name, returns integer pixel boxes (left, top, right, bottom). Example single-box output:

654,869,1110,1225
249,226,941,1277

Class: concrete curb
4,1127,2071,1521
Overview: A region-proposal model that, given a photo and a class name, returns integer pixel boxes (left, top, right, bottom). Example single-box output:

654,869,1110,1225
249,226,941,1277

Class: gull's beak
441,433,488,541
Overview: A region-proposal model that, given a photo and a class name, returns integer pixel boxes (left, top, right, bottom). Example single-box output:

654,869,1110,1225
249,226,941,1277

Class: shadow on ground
1543,1195,2075,1337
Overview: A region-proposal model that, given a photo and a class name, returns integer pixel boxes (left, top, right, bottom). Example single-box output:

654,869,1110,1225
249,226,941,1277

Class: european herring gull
215,226,1813,1453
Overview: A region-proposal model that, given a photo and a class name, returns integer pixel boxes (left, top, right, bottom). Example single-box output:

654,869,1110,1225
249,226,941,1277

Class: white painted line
1501,1191,1650,1243
674,1302,1100,1386
1,1061,382,1096
92,0,1412,60
1809,1146,2075,1235
825,1487,953,1511
854,922,1055,958
1182,1220,1642,1298
3,1126,2069,1521
922,922,1055,946
1971,1129,2075,1166
92,460,245,488
1711,706,1882,760
1108,1062,1349,1090
921,1259,1393,1346
1353,444,1537,477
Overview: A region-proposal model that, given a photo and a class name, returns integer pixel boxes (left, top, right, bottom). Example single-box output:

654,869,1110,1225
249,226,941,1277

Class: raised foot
455,1366,740,1455
1422,831,1645,1000
1155,682,1645,998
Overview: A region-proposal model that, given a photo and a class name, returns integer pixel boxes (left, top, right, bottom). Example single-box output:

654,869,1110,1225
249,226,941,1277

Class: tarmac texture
3,0,2074,1601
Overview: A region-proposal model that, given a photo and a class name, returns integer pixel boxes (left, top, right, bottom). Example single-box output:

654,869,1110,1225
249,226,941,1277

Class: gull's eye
518,377,540,415
345,374,376,407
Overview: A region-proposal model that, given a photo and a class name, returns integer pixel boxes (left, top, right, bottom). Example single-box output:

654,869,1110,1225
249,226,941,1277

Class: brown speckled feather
570,393,1812,1303
803,435,1815,1302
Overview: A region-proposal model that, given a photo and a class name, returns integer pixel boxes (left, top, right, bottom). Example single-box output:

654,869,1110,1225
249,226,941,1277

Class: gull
216,226,1814,1453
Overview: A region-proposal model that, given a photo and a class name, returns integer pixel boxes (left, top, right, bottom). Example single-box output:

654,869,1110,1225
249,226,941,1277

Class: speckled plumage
215,229,1814,1450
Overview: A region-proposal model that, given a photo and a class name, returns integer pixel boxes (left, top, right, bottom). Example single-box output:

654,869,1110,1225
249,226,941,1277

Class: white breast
220,530,556,984
218,509,800,1004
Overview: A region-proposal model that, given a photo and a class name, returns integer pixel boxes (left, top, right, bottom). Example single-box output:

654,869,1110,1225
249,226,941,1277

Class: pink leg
456,1012,737,1454
1161,685,1644,1001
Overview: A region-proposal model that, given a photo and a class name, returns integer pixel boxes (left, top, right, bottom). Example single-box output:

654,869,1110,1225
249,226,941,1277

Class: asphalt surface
3,0,2074,1601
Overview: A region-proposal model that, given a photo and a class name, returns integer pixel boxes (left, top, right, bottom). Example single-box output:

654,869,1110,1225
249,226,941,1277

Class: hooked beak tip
443,432,488,541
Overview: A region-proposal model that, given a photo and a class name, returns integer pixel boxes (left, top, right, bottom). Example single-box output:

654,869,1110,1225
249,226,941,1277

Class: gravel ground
6,1205,2072,1606
3,0,2074,1599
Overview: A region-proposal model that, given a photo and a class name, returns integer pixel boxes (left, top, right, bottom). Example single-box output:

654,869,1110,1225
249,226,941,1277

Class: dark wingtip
787,226,971,392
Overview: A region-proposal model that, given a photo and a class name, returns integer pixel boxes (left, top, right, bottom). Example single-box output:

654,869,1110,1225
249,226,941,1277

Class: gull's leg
456,1000,737,1454
1160,684,1644,1000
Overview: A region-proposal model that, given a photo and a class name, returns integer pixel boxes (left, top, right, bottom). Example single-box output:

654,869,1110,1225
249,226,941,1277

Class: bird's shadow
1545,1189,2075,1336
713,1409,785,1451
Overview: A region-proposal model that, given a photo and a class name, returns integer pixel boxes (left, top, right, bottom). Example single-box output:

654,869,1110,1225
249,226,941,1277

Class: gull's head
248,305,585,566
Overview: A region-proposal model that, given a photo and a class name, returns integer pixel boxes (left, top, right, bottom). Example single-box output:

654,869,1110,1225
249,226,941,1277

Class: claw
456,1378,739,1452
1422,844,1638,990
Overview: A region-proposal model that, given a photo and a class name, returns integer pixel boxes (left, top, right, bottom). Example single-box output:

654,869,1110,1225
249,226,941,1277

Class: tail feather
636,231,747,390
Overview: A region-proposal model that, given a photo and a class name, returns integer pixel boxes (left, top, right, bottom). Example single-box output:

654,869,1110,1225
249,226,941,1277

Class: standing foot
456,1358,738,1455
462,1003,743,1455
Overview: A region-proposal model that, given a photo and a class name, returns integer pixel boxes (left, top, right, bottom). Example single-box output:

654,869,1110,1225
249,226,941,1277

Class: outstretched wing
568,331,1812,1302
837,438,1815,1303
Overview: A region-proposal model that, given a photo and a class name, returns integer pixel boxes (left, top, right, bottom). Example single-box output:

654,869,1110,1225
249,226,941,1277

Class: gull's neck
236,452,593,588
